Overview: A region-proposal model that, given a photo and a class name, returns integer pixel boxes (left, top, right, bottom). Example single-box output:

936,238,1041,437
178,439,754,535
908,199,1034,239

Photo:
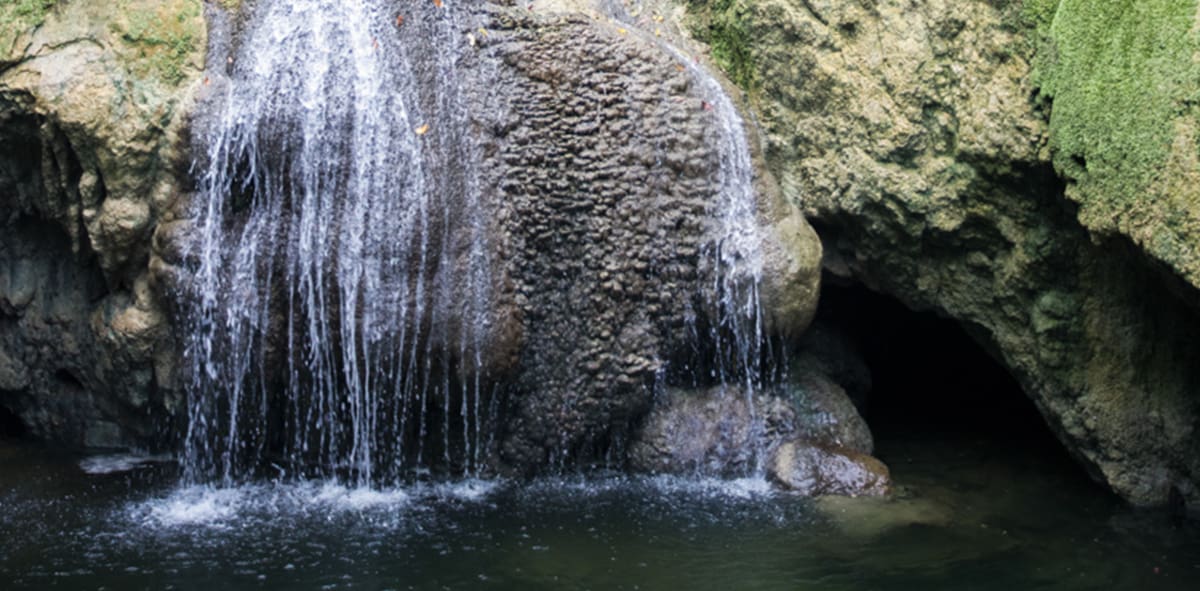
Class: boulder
629,367,886,497
782,369,873,454
769,439,891,497
629,385,798,476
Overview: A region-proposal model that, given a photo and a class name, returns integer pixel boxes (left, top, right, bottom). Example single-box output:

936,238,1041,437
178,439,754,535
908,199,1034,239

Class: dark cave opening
808,276,1090,480
0,404,27,440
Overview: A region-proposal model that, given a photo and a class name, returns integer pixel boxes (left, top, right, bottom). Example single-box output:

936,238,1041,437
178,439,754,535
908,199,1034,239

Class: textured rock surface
142,0,822,470
479,2,821,469
629,385,798,476
688,0,1200,508
0,0,204,448
769,439,890,497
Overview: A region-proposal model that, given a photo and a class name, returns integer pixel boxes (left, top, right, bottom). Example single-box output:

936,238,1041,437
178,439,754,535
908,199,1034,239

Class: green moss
684,0,757,91
115,0,203,86
0,0,57,44
1035,0,1199,226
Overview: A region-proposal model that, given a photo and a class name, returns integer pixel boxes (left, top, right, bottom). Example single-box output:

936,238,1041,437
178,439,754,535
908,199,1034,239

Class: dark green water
2,431,1198,591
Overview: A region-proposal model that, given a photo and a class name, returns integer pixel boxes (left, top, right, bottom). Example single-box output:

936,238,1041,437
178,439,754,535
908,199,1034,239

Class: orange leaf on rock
396,14,405,27
415,124,430,135
432,0,443,8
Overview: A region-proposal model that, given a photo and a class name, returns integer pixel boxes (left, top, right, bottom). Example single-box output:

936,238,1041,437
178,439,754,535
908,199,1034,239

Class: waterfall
179,0,772,485
598,1,773,474
181,0,492,486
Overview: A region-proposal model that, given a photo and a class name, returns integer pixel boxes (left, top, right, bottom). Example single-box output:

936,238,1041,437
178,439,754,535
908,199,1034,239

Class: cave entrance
0,405,27,440
809,277,1094,487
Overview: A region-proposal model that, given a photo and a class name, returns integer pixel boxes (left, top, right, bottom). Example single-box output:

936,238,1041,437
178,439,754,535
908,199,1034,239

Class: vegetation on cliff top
1031,0,1200,284
113,0,204,87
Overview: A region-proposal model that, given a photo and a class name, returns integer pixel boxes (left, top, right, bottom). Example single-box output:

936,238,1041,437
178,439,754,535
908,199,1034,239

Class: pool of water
2,431,1198,590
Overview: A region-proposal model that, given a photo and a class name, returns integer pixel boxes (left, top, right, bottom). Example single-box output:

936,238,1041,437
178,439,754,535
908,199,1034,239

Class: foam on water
129,478,509,531
78,454,173,475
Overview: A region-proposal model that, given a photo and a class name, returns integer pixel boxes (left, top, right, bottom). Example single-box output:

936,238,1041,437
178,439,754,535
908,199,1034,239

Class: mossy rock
111,0,205,87
684,0,757,91
1034,0,1200,287
0,0,57,56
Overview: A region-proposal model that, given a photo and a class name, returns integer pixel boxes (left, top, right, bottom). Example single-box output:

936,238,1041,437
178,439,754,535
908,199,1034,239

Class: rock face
689,0,1200,508
0,0,204,449
473,2,822,470
93,0,823,473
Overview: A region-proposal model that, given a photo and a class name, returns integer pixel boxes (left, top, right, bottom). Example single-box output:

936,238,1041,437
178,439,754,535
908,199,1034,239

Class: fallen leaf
415,124,430,135
395,14,404,27
432,0,443,7
203,76,211,86
655,27,662,37
617,27,627,35
675,64,686,72
478,27,489,37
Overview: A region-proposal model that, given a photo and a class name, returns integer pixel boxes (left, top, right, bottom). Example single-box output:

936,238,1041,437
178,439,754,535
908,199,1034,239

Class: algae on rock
1034,0,1200,288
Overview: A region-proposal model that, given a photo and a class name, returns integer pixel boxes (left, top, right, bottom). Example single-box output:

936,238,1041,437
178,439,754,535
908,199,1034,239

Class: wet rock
769,440,891,497
782,370,873,455
629,386,797,476
629,366,880,488
481,3,822,469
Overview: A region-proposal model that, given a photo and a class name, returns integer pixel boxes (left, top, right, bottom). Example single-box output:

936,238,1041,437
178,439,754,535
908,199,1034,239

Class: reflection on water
2,432,1198,590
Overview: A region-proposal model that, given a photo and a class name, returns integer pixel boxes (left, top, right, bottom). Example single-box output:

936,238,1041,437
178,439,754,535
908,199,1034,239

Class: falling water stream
183,0,494,485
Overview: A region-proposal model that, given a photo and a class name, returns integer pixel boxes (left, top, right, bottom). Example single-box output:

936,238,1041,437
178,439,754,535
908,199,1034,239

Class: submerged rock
769,440,891,497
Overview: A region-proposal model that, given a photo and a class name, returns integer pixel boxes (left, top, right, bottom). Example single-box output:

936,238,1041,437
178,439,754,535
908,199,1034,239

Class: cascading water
182,0,494,486
599,0,774,474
